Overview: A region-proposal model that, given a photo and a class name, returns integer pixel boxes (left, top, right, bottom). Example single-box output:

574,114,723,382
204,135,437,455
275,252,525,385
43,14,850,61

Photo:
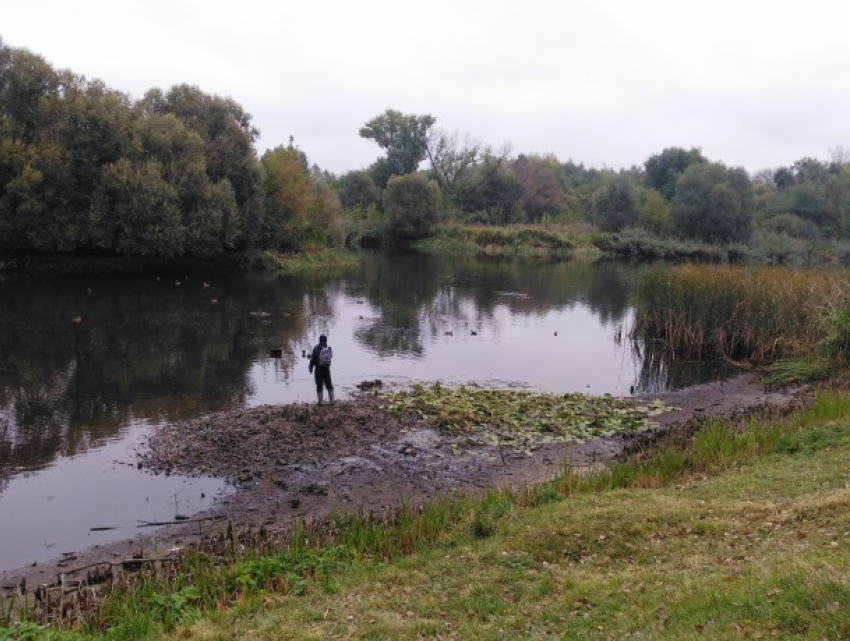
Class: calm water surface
0,252,727,571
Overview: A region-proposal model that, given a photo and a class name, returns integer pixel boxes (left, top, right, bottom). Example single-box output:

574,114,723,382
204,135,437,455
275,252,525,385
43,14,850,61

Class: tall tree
261,145,316,250
671,163,754,243
792,157,830,184
637,188,671,235
456,160,523,224
261,143,343,250
359,109,435,185
513,154,564,222
89,158,182,257
644,147,707,200
138,85,263,246
425,129,485,194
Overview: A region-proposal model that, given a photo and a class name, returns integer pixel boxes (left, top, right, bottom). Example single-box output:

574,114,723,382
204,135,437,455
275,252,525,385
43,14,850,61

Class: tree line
353,112,850,247
2,36,849,258
0,37,341,258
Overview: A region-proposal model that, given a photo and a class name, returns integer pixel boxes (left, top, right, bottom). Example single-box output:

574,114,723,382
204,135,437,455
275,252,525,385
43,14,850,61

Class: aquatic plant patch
379,384,672,455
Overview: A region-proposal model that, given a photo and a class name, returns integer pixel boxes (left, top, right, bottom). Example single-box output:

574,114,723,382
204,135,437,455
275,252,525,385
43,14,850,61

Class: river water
0,252,727,572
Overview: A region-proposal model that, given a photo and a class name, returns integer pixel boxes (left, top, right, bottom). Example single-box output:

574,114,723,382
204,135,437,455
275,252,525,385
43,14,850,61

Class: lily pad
380,383,673,455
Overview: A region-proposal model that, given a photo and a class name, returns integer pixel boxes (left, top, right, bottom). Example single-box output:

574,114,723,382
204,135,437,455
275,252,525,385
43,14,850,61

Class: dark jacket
309,340,332,373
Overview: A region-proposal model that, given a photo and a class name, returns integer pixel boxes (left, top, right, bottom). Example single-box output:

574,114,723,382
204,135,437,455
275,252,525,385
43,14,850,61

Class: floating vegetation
379,383,672,455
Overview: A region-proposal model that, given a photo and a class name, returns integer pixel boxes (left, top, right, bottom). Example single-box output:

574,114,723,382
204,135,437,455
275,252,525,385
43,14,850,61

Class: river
0,252,728,572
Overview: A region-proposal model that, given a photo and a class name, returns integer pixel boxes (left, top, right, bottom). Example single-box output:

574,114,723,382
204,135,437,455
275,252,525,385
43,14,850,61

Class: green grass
8,391,850,639
412,224,603,258
259,248,360,271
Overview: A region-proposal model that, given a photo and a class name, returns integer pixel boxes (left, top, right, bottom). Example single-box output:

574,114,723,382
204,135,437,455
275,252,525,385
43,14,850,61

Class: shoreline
0,373,809,595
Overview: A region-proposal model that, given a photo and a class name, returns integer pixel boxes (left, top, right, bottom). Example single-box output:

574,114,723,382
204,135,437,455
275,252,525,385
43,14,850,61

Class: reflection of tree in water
345,253,442,356
440,255,635,324
0,270,315,474
0,254,665,475
348,253,638,357
631,340,736,393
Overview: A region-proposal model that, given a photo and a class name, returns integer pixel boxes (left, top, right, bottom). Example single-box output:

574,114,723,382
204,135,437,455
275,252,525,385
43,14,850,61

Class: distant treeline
2,35,850,260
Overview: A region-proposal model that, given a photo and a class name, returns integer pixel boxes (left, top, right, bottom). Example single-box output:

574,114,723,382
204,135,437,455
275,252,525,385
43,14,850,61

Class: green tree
557,160,610,223
763,213,819,239
89,158,182,257
773,167,795,190
339,171,381,210
0,47,99,252
261,144,343,250
644,147,707,200
0,46,63,144
825,169,850,237
139,85,264,246
637,188,671,235
54,78,134,236
456,161,523,224
359,109,436,186
790,183,834,233
593,176,639,232
383,174,442,239
137,113,238,254
671,163,754,243
261,145,315,250
792,157,830,184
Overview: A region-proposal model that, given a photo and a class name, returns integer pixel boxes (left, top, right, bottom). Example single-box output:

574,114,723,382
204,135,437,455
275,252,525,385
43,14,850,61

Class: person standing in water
308,334,334,405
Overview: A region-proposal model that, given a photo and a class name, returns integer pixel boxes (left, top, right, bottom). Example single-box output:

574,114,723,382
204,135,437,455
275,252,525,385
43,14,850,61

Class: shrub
383,174,442,239
593,176,639,232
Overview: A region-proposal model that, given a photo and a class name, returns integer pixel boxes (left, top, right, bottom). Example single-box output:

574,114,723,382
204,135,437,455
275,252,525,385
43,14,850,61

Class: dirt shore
0,373,810,594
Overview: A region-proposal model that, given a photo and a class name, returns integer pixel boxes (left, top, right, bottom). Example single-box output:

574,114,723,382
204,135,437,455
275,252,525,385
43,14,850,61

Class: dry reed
631,264,846,365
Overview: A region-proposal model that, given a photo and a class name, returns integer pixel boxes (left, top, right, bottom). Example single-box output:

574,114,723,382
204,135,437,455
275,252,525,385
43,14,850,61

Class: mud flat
0,373,809,594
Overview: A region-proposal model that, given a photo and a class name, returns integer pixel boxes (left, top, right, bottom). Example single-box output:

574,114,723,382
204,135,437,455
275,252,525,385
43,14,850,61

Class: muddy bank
0,373,810,594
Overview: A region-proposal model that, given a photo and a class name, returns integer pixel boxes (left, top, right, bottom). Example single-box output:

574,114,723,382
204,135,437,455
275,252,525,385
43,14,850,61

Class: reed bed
631,264,848,365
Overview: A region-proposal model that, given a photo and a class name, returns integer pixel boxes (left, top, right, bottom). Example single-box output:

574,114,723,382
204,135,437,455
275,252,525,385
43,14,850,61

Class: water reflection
0,253,727,481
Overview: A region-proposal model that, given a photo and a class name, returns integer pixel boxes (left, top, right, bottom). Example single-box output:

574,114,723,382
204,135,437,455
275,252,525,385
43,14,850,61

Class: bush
593,176,638,232
383,174,442,239
762,213,821,239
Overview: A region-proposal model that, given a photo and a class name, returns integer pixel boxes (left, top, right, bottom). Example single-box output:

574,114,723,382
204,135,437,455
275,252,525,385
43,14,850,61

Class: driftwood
89,514,218,532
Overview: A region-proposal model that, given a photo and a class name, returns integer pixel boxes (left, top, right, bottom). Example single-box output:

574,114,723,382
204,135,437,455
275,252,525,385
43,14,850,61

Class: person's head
319,334,327,345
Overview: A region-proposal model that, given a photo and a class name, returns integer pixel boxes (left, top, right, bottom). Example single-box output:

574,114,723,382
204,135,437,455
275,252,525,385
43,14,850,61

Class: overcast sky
4,0,850,176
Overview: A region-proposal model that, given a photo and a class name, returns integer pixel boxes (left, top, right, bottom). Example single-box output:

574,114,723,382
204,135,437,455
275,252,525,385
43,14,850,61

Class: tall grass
261,248,360,271
632,264,845,365
413,225,580,257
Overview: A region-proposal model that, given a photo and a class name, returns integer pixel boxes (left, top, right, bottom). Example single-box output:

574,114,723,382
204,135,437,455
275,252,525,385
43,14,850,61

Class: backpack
318,345,332,367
